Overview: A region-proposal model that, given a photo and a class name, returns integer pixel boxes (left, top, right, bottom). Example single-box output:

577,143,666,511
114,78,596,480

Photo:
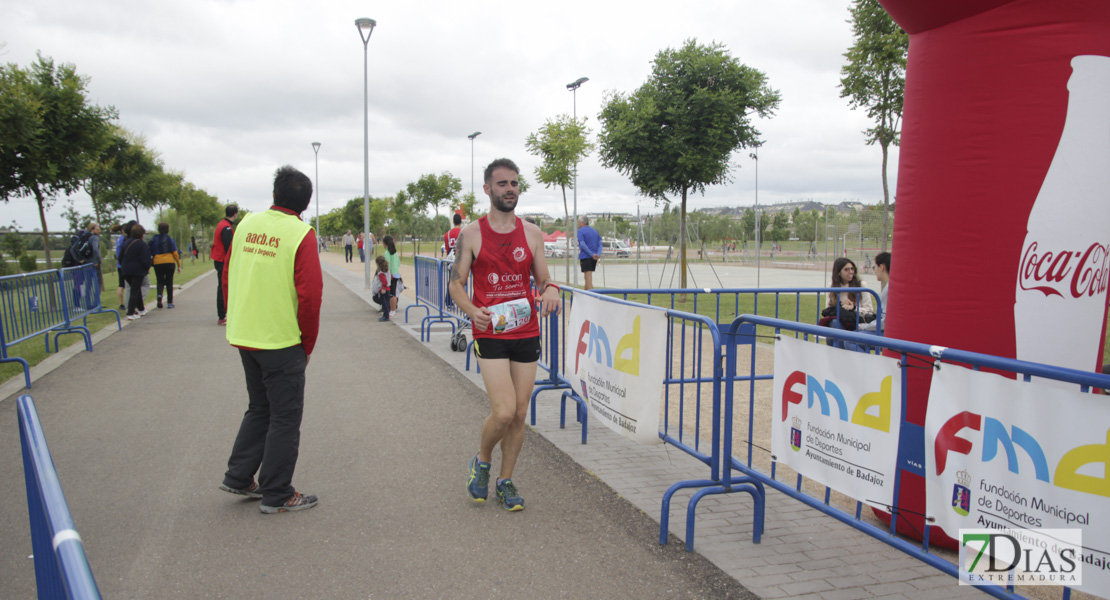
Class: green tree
525,114,594,280
0,54,116,267
1,231,27,259
452,191,478,221
83,127,141,228
598,39,780,287
839,0,908,253
61,200,96,233
174,182,222,257
335,195,388,236
405,172,461,221
318,208,346,237
99,134,167,223
368,197,389,237
793,209,823,242
770,211,790,242
340,197,366,234
740,208,756,241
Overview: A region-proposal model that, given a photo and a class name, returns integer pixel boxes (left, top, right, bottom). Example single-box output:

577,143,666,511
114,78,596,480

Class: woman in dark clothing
120,224,153,320
150,222,182,308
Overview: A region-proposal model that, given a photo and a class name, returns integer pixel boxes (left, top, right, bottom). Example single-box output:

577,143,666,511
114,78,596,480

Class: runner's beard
491,192,517,213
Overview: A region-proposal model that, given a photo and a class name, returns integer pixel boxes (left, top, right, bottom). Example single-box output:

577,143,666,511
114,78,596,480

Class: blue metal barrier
18,394,102,599
718,315,1110,600
1,265,119,389
59,265,120,332
410,256,441,339
412,256,476,344
529,290,581,440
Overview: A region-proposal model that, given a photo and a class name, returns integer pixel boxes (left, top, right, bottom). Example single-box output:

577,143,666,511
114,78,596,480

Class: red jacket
222,207,323,356
211,218,235,263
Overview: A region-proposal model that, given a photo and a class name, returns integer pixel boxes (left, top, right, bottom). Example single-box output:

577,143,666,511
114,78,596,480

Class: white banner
565,291,667,444
770,337,903,506
925,365,1110,599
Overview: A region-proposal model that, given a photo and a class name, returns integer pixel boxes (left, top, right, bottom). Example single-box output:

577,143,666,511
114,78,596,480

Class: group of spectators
101,220,184,321
820,252,891,341
341,230,376,263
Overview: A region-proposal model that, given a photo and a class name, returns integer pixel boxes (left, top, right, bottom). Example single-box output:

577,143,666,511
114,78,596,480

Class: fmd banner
925,364,1110,598
771,337,902,506
566,292,667,445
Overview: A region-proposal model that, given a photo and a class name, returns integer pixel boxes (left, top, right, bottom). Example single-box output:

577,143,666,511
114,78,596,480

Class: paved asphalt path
1,270,757,599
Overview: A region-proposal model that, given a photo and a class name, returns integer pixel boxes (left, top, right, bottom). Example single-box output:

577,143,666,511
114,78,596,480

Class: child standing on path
371,255,392,321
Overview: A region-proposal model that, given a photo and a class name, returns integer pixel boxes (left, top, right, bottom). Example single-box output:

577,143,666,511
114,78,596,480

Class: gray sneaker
219,480,262,500
260,491,318,514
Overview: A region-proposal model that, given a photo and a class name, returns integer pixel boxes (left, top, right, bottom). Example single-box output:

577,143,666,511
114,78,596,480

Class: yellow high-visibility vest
226,209,312,349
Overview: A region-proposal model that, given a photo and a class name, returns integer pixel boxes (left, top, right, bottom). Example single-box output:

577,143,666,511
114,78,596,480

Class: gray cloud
2,0,898,230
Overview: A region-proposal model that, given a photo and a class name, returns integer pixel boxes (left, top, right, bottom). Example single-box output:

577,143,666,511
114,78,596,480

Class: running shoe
260,491,318,514
218,318,227,326
466,455,490,502
219,480,262,500
496,479,525,511
167,303,175,309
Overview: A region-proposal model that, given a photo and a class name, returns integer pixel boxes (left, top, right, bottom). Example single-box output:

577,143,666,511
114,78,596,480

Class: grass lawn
1,258,214,387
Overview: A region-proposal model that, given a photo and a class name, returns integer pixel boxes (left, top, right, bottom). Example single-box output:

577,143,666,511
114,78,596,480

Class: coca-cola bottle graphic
1014,55,1110,374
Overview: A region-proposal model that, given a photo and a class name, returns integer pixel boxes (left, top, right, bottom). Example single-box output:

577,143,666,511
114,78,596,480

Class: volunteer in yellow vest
219,165,323,514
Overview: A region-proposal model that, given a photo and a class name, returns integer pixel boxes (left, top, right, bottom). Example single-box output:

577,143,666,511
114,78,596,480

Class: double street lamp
566,76,588,287
311,142,321,249
356,17,376,289
468,131,481,199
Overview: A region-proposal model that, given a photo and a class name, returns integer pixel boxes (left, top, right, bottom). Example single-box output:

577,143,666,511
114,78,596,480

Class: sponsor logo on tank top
513,247,526,262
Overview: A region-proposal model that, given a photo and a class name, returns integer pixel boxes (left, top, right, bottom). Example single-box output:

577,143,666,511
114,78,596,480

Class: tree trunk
880,142,890,253
35,189,54,270
90,189,107,290
680,187,688,289
561,184,570,284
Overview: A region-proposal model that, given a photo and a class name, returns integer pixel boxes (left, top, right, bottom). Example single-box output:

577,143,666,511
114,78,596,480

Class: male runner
449,158,561,511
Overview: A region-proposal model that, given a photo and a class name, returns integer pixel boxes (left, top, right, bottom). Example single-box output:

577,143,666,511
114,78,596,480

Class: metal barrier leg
529,384,562,426
403,304,428,325
685,483,764,551
84,307,122,331
660,479,717,545
420,315,455,342
2,356,32,388
52,326,92,353
558,391,588,444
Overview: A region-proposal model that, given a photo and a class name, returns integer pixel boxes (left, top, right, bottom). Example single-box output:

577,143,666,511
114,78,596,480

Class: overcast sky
2,0,899,232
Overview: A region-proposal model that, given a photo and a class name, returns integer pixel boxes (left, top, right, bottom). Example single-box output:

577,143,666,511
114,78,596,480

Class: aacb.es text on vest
241,232,281,258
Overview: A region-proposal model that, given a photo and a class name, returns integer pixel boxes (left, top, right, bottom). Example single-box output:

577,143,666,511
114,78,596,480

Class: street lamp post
467,131,481,200
311,142,321,249
356,17,377,289
750,147,760,288
566,76,588,287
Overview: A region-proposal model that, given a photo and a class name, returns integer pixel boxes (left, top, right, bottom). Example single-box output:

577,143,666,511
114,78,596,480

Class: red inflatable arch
878,0,1110,547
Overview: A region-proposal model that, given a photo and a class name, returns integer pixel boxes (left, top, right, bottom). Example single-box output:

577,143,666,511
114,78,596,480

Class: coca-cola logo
1018,241,1110,298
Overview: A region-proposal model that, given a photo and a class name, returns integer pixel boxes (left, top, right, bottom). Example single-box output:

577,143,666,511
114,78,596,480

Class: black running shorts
473,336,541,363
